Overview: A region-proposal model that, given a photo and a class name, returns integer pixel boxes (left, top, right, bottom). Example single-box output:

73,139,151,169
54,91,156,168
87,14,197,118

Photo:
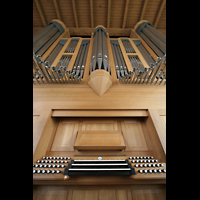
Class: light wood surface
74,130,126,150
52,110,148,117
121,119,148,151
33,0,166,31
51,119,79,151
33,184,166,200
33,84,166,116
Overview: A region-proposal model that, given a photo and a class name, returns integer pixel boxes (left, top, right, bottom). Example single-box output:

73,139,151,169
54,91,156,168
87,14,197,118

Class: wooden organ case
33,20,166,186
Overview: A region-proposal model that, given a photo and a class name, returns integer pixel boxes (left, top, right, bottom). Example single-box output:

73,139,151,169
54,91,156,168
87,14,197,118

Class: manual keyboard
33,155,166,181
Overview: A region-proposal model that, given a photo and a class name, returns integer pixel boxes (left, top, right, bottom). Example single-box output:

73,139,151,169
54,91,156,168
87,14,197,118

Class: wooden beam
122,0,130,29
90,0,94,28
34,0,46,26
72,0,79,28
68,28,131,37
107,0,111,28
53,0,61,21
154,0,166,28
33,27,134,37
140,0,148,20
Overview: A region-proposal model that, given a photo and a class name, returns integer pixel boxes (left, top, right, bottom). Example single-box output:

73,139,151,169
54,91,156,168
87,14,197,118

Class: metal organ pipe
90,27,110,74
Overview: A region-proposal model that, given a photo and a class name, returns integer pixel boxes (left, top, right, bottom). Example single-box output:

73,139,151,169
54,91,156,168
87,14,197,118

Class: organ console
33,109,166,185
33,19,166,94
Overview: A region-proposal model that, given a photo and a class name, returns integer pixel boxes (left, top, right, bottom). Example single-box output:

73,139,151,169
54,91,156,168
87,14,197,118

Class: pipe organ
33,21,166,186
33,19,166,95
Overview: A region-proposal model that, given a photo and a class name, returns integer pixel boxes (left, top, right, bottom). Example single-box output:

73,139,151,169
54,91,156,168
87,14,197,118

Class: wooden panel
82,120,118,130
40,0,57,24
121,119,148,151
143,0,162,25
51,120,79,151
33,185,166,199
116,190,128,200
93,0,107,28
57,0,75,27
35,192,68,200
68,28,131,37
33,185,166,200
33,85,166,116
76,0,91,28
33,109,57,162
33,115,40,127
148,109,166,154
126,0,143,28
52,110,148,117
74,130,126,150
33,0,166,33
156,3,166,29
161,116,166,126
99,190,116,200
33,1,43,27
73,190,98,200
110,0,125,28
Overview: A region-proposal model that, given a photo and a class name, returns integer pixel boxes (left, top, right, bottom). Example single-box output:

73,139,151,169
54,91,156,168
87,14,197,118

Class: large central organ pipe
90,27,110,74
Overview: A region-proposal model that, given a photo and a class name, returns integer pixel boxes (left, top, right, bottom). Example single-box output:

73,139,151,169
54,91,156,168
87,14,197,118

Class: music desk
74,130,126,150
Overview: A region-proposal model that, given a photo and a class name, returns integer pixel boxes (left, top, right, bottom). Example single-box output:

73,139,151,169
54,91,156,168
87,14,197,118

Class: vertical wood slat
122,0,130,29
53,0,61,21
90,0,94,28
154,0,166,28
72,0,79,28
140,0,149,20
34,0,46,26
107,0,111,28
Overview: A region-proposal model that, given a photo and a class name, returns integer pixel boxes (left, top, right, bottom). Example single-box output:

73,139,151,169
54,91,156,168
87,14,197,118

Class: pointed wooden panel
88,69,112,96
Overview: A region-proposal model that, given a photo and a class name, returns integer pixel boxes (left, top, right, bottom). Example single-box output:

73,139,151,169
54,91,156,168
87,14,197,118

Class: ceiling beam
154,0,166,28
90,0,94,28
107,0,111,28
122,0,130,29
53,0,61,21
72,0,79,28
34,0,46,26
68,28,131,37
140,0,148,20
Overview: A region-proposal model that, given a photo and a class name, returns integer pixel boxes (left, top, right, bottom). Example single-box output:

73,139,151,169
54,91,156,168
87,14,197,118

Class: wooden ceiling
33,0,166,36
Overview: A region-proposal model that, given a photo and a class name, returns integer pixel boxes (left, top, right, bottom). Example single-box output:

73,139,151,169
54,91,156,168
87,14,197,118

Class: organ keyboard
33,156,166,181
